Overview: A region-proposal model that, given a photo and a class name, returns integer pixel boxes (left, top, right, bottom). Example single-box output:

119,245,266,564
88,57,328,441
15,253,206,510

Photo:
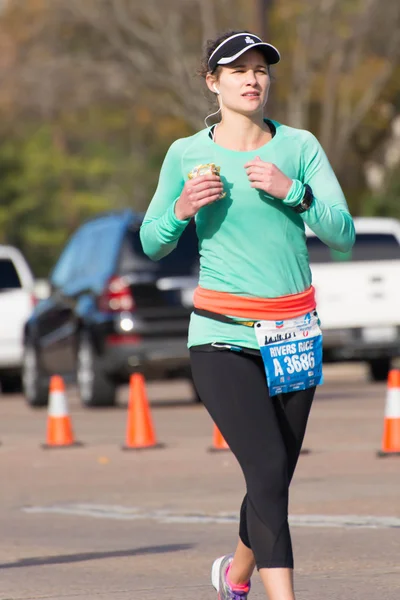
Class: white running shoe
211,554,251,599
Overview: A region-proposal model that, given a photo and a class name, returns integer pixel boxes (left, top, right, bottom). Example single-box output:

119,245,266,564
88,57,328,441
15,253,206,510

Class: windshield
307,233,400,263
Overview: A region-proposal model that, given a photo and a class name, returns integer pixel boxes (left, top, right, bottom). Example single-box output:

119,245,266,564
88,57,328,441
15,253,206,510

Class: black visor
208,32,280,72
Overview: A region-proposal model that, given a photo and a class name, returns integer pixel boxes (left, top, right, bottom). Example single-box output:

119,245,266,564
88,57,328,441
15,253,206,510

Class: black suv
23,210,199,407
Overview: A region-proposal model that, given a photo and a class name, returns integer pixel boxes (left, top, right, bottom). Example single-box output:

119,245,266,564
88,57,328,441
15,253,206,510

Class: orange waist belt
193,285,316,323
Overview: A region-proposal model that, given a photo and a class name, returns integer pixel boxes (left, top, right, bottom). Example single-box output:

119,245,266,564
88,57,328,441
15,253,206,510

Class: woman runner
140,30,355,600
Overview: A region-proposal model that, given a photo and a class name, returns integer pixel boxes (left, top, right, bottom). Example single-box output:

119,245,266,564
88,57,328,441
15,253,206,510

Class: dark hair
198,30,271,79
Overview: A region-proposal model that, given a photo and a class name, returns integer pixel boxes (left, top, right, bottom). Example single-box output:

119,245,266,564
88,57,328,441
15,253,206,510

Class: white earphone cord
204,89,222,139
204,107,221,133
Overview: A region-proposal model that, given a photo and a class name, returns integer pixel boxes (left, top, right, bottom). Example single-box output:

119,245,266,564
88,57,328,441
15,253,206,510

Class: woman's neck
213,111,272,151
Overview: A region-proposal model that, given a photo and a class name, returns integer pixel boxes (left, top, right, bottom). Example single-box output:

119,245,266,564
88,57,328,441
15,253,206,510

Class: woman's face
207,49,270,116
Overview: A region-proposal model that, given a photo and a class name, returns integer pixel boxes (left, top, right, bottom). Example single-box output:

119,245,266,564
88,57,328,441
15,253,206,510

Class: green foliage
0,122,117,276
0,145,23,231
0,0,399,278
362,171,400,219
0,106,192,276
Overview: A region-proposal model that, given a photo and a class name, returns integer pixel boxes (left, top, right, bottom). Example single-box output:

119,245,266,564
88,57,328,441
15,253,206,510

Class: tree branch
335,27,400,163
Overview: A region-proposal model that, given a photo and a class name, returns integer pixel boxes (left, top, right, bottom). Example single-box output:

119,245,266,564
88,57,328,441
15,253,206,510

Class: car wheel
368,358,391,382
77,334,117,408
22,342,49,407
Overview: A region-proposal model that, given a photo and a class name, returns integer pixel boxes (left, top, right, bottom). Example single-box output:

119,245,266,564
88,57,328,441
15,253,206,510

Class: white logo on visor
245,36,255,44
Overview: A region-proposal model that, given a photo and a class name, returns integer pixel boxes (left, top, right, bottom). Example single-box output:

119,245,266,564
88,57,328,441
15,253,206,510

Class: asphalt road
0,363,399,600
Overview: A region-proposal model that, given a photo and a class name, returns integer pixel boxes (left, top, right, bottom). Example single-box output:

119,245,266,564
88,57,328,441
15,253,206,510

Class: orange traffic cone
377,369,400,457
122,373,163,450
43,376,82,448
208,424,230,452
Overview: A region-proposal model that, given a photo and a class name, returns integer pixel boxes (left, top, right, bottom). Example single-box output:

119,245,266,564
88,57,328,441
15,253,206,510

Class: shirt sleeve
282,132,355,253
140,139,191,261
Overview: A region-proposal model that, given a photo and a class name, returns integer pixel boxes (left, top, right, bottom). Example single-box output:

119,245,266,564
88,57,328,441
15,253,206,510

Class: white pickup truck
307,217,400,381
0,245,36,392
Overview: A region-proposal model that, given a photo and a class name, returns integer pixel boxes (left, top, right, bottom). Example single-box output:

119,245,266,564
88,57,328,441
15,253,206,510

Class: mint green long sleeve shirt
140,120,355,349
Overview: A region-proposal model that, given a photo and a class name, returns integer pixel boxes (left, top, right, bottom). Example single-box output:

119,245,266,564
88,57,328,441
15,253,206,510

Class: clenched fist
175,174,224,221
245,156,293,199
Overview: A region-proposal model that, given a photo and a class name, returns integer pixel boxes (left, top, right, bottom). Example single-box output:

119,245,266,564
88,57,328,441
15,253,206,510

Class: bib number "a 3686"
255,313,323,396
281,352,315,374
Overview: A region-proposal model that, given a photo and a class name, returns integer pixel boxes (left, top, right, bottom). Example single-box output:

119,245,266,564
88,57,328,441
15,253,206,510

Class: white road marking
22,504,400,529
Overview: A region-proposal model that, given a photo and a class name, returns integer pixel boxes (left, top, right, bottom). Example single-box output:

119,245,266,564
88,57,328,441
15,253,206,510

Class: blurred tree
0,144,23,242
0,0,400,275
0,106,192,275
0,125,116,276
47,0,400,193
273,0,400,174
363,170,400,219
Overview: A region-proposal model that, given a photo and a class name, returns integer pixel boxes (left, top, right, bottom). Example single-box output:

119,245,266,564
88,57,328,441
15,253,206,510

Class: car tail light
106,335,141,345
31,293,39,308
98,276,135,312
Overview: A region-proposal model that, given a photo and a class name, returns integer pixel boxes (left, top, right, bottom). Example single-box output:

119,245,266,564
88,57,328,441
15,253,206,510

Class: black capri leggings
190,347,315,570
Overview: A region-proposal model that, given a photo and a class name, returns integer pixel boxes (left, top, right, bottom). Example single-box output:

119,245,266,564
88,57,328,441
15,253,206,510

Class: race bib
254,312,323,396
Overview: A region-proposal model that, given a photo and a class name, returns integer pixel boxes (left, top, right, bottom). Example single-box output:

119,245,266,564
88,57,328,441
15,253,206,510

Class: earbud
213,84,220,95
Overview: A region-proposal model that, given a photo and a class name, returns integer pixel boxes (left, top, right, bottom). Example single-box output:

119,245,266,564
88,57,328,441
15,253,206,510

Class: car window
0,258,21,289
73,234,100,280
307,233,400,263
50,233,83,288
51,218,127,290
80,222,122,283
118,221,199,277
